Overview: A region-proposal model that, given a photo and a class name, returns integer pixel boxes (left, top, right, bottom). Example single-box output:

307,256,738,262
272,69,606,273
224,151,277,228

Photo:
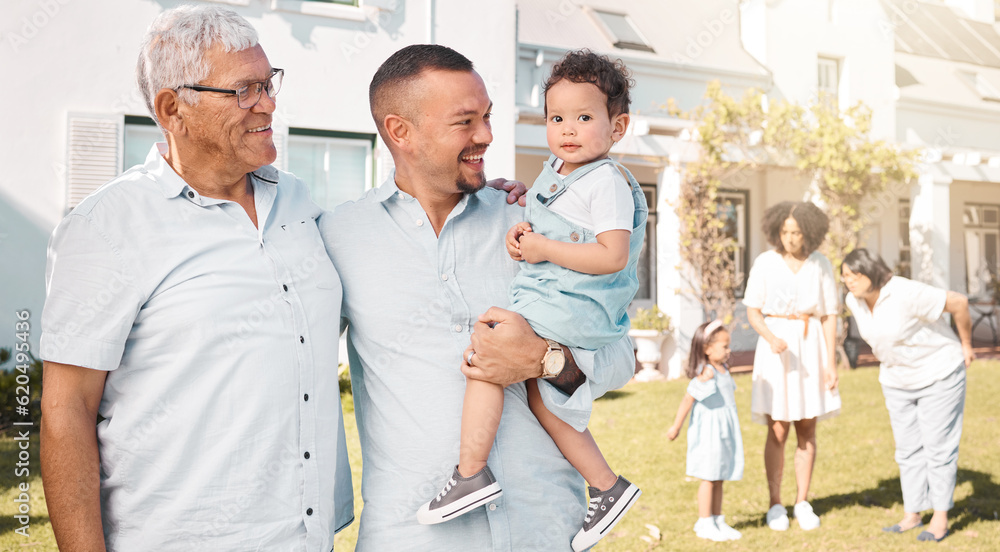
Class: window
718,190,749,296
286,129,374,210
124,116,163,171
590,10,655,53
964,203,1000,297
271,0,365,21
898,200,911,278
634,185,657,305
817,56,840,106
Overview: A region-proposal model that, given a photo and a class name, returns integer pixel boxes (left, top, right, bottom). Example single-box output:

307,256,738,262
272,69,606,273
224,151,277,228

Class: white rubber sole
416,482,502,525
571,484,642,551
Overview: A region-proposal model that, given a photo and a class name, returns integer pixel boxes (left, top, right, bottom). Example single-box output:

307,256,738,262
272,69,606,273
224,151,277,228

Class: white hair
136,4,259,128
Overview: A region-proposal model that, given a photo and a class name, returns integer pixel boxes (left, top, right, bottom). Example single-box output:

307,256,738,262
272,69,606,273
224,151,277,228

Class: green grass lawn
3,363,998,551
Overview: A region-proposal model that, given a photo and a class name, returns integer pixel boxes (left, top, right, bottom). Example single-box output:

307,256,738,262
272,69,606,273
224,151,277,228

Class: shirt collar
875,276,895,306
373,169,473,214
373,170,403,203
146,142,190,200
146,142,279,202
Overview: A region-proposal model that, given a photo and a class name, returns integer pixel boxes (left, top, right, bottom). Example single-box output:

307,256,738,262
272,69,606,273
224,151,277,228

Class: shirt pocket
270,218,341,293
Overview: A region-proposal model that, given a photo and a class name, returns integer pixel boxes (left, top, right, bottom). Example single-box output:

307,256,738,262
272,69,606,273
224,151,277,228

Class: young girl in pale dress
668,320,744,542
743,201,841,531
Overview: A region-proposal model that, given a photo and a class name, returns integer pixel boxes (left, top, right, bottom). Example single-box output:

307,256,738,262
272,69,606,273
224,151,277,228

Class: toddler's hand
667,425,680,441
506,222,533,261
517,231,549,264
769,337,788,354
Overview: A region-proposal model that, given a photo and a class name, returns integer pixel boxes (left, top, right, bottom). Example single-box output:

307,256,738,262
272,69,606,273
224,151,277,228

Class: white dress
742,250,842,424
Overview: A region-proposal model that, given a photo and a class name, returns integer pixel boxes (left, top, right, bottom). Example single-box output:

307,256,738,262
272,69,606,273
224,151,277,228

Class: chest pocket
269,218,340,291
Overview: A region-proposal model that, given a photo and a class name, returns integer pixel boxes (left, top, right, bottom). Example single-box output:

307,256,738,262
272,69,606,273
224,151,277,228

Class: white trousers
881,363,966,513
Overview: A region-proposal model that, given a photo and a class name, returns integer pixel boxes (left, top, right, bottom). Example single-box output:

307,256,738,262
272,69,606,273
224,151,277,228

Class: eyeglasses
182,68,284,109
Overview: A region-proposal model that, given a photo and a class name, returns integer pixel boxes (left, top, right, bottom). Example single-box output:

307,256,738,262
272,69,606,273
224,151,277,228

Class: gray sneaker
416,466,502,525
571,476,641,551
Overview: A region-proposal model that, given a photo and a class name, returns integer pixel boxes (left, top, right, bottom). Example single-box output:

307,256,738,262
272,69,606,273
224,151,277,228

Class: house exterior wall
740,0,896,140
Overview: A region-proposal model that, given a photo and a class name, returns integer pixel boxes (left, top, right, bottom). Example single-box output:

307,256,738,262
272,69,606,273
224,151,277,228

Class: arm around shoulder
41,361,108,552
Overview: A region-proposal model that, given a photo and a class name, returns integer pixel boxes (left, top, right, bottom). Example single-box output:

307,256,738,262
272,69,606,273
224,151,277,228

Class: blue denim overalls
509,155,648,349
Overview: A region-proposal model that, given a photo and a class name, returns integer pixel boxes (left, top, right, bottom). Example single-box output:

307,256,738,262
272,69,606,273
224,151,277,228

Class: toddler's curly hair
543,49,634,117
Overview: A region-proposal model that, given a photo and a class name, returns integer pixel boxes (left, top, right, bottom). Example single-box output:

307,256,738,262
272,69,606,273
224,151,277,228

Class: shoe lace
583,495,601,523
434,477,457,503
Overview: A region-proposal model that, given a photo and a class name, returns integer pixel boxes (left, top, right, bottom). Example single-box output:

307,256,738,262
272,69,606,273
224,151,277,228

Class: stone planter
630,329,667,382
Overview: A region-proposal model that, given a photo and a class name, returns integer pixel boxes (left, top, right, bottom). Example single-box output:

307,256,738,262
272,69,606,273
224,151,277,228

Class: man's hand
485,178,528,207
463,307,546,385
506,222,533,261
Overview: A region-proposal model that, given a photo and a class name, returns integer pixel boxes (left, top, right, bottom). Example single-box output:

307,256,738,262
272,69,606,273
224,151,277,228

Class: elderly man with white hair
39,5,352,551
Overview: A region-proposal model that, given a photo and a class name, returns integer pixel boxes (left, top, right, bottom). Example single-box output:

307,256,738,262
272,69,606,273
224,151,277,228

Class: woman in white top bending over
841,248,974,543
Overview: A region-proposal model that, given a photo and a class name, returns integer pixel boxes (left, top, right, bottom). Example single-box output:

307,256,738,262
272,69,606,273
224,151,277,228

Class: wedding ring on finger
467,351,476,365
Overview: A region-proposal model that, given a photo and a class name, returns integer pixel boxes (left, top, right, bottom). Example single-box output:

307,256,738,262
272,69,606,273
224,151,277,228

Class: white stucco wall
740,0,896,140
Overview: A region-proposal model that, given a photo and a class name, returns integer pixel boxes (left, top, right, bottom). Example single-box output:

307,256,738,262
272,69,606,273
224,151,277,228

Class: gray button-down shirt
41,144,353,551
320,176,634,551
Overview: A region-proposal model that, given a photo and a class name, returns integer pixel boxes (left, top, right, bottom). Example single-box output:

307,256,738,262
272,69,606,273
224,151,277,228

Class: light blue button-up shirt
320,176,634,551
40,144,353,551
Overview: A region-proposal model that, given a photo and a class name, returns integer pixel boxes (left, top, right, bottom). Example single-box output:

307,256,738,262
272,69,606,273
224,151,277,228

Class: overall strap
533,155,618,205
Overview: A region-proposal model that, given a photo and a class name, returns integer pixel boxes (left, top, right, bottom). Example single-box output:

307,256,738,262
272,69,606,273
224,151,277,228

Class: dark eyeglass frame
182,68,284,109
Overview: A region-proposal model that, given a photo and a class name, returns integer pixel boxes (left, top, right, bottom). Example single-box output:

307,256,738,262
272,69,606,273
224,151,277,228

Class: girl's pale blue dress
686,364,744,481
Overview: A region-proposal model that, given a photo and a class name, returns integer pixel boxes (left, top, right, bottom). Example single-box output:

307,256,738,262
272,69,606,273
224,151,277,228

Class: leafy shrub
0,347,43,434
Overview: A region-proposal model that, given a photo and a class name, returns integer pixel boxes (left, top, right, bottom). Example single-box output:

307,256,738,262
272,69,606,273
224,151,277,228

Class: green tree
673,82,918,326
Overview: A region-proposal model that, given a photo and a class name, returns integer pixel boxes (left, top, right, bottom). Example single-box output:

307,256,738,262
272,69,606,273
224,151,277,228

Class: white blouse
742,250,839,318
845,276,964,390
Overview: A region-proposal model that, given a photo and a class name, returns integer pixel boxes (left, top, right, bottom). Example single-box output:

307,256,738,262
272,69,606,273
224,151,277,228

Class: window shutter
66,113,123,210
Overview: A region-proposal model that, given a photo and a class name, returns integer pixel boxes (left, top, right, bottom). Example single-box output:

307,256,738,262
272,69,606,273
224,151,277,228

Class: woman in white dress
743,201,842,531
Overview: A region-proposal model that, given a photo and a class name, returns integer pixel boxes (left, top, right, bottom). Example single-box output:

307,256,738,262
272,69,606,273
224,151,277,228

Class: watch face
544,353,564,376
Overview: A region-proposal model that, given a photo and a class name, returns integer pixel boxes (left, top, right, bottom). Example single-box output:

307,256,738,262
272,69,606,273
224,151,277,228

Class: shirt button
303,393,309,401
416,219,424,227
304,451,310,459
187,191,195,198
454,325,462,332
441,274,449,281
488,503,497,511
306,508,313,516
299,336,305,343
282,284,288,292
549,184,557,192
